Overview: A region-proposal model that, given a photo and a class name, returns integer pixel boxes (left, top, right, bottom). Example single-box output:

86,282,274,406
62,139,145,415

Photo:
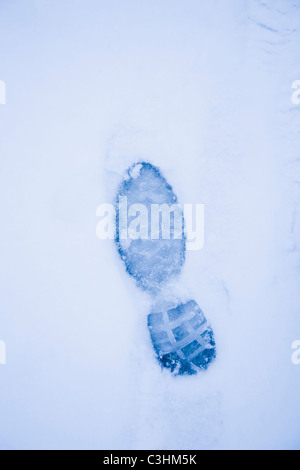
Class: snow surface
0,0,299,450
115,162,185,293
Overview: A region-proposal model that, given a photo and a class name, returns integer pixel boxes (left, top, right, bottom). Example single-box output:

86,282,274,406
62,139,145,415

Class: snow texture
0,0,299,451
148,300,216,375
115,162,216,375
115,162,185,293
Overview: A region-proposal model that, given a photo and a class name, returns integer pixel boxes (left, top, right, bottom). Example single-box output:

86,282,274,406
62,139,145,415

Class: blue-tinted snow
148,300,216,375
0,0,299,451
115,162,215,375
115,162,185,293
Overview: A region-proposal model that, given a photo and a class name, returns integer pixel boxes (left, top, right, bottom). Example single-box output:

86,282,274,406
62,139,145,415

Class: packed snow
0,0,299,450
